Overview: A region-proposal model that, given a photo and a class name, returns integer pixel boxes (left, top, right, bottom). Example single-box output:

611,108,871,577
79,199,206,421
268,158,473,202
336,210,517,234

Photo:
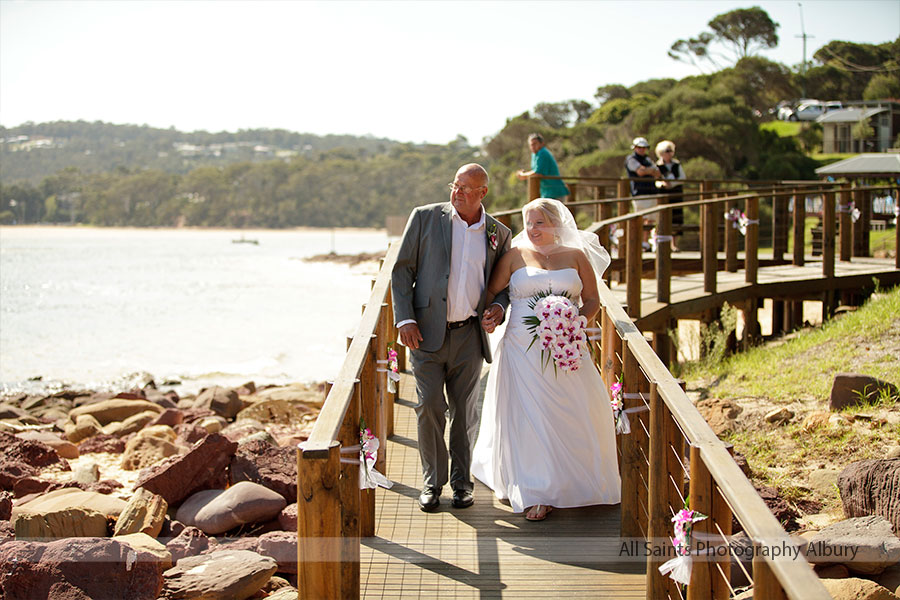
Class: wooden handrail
597,281,830,600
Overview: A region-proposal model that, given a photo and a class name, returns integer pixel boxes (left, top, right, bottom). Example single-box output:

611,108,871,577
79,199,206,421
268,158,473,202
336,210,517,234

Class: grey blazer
391,202,511,362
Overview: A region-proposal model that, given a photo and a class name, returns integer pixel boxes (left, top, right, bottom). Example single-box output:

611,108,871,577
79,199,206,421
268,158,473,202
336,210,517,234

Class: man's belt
447,316,476,330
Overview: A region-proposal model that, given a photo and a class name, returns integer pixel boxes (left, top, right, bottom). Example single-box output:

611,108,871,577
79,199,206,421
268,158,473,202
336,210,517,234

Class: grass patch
870,227,897,257
760,121,801,137
683,285,900,402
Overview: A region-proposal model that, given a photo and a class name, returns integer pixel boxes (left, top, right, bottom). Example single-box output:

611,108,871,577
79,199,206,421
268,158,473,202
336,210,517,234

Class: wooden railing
596,279,829,599
496,181,900,329
292,184,879,597
297,240,400,599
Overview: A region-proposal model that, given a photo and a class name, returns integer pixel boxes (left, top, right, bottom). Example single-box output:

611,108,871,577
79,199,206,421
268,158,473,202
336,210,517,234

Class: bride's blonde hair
522,198,564,230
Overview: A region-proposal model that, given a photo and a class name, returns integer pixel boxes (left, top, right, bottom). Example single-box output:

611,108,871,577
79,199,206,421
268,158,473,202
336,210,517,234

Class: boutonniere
487,223,498,251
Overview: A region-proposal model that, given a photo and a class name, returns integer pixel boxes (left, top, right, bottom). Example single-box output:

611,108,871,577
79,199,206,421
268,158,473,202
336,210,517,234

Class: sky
1,0,898,145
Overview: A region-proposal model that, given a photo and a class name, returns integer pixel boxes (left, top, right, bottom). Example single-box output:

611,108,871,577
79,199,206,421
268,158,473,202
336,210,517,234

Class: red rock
278,503,297,531
134,433,237,505
258,530,297,574
830,373,900,411
230,440,297,503
78,433,126,454
0,462,38,491
0,537,164,599
0,490,11,520
839,458,900,533
195,386,242,419
0,431,64,468
15,431,79,459
148,408,184,428
160,549,276,600
165,525,209,562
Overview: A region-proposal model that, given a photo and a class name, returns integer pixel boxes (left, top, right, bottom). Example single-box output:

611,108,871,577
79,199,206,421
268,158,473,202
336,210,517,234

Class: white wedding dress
471,266,621,513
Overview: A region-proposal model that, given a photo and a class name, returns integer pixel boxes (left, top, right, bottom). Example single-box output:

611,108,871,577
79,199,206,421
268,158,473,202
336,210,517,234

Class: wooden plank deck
362,371,645,599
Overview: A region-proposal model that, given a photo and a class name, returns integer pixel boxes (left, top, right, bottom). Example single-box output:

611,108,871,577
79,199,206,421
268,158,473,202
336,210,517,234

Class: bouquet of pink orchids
524,291,589,374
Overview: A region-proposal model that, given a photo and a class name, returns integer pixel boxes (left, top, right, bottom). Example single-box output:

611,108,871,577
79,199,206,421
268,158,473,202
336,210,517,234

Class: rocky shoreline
0,379,323,599
1,374,898,598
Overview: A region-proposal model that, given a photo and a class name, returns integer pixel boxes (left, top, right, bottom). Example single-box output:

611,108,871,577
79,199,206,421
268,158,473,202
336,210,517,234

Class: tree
594,84,629,105
533,102,573,129
669,7,779,70
863,73,900,100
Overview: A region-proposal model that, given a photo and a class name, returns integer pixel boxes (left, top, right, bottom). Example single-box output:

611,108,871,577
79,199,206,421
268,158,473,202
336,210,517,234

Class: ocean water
0,226,391,396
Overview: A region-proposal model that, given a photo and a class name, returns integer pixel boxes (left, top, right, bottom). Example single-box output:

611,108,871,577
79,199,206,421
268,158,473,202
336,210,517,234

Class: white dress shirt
446,205,486,323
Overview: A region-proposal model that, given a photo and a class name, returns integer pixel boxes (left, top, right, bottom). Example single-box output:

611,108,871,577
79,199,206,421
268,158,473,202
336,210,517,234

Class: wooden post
823,190,835,279
656,194,672,304
852,184,864,258
528,175,541,201
725,198,738,272
687,445,713,600
652,330,671,369
647,383,677,600
298,442,342,600
711,451,734,600
359,337,377,538
600,200,615,284
627,216,643,318
620,341,643,539
772,193,789,261
839,186,852,262
752,552,789,600
702,202,717,294
861,187,871,257
569,182,577,205
792,188,805,266
744,195,759,284
338,384,362,596
742,298,759,350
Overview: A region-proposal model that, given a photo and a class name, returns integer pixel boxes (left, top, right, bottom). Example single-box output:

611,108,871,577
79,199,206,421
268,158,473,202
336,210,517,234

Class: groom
392,163,511,512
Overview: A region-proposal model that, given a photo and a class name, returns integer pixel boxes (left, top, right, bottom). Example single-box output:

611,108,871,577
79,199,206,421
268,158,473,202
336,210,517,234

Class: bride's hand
482,304,503,333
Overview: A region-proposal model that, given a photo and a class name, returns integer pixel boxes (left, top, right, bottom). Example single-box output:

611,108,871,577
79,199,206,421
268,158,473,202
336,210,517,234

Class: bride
471,198,621,521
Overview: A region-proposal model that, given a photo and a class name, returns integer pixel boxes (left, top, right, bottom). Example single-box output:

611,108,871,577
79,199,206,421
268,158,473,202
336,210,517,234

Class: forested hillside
2,8,896,228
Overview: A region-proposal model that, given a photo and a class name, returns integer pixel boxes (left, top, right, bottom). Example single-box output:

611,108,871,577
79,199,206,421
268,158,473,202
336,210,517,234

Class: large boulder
65,413,102,442
0,431,63,468
159,549,277,600
236,398,316,425
121,433,180,471
230,440,297,503
806,516,900,575
113,487,168,537
12,487,127,520
15,431,79,459
839,458,900,532
134,433,237,505
195,386,242,420
175,481,287,535
104,409,160,437
830,373,900,411
278,503,297,531
78,433,126,454
69,398,163,426
115,532,173,570
0,537,164,600
14,506,108,538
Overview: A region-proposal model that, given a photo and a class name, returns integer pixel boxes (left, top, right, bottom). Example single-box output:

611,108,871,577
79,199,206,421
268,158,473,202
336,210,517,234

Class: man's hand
398,323,423,350
481,304,504,334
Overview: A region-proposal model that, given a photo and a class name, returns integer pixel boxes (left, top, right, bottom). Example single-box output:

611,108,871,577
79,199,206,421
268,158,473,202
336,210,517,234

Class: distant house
817,101,900,153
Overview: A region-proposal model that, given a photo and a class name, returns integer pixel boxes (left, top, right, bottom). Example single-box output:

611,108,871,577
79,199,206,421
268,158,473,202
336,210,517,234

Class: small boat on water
232,236,259,245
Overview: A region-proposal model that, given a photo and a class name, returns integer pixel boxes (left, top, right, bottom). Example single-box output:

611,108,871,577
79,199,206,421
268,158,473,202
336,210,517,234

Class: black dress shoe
418,487,441,512
451,488,474,509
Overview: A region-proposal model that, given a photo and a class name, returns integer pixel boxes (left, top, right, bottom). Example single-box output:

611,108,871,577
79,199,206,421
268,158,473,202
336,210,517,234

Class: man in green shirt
516,133,569,201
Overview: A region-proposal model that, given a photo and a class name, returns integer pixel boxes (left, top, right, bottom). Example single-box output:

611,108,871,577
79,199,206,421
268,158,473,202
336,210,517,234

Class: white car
791,102,825,121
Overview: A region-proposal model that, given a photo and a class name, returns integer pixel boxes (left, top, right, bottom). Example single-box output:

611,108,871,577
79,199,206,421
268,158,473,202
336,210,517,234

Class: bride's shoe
525,505,553,521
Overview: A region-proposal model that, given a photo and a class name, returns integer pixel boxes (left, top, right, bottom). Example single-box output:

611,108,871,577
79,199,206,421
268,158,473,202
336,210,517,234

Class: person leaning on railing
625,136,661,247
655,139,686,252
516,133,570,202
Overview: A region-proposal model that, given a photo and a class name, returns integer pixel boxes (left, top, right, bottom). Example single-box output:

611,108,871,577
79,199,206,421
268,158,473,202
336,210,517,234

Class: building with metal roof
815,153,900,179
817,101,900,153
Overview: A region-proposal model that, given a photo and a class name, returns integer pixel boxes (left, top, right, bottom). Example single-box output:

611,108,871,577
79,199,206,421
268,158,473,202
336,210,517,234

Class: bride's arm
484,248,517,306
576,251,600,322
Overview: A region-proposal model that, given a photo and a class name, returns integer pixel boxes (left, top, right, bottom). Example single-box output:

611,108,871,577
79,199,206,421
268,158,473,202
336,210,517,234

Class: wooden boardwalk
361,371,645,599
356,254,897,598
614,253,900,329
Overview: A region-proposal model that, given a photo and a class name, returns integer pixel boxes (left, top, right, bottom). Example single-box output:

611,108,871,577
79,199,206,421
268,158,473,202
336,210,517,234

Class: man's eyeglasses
448,182,485,195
